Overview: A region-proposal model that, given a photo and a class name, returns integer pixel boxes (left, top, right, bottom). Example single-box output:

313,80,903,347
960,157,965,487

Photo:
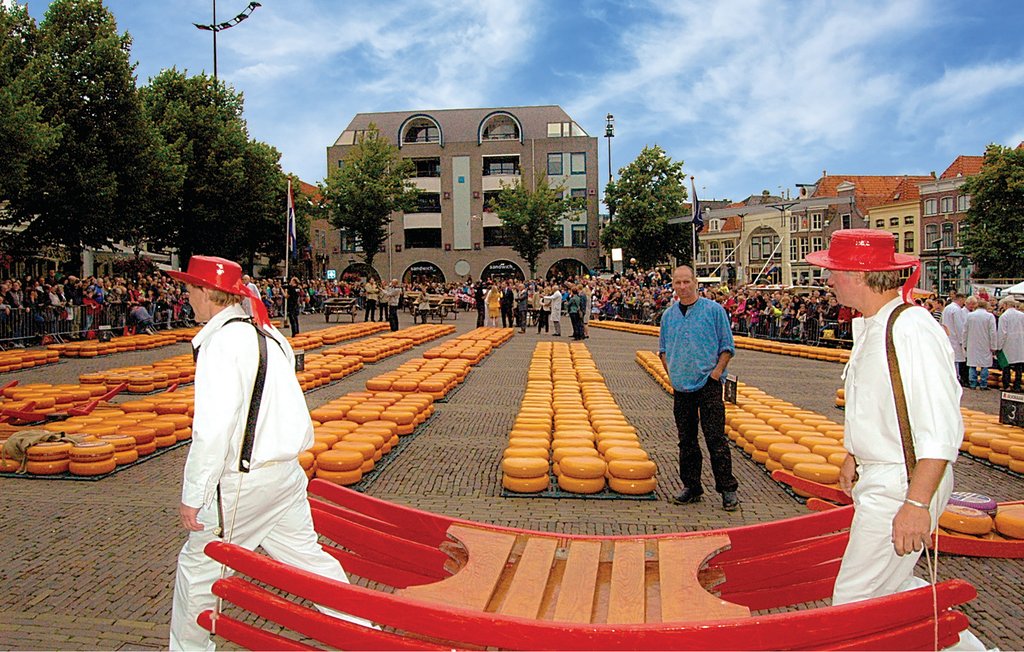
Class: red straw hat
805,229,921,302
804,229,918,271
166,255,271,327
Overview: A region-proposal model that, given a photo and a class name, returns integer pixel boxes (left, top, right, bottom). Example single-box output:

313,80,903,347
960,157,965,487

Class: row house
917,155,984,293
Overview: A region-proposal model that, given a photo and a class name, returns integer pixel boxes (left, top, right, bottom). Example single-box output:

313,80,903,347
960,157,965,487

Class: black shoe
671,487,704,505
722,491,740,512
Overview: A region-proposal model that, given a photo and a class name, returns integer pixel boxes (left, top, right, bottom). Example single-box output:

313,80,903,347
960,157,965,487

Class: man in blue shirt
659,265,739,510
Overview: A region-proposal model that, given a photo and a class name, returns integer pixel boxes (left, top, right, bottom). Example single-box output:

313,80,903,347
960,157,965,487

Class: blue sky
18,0,1024,204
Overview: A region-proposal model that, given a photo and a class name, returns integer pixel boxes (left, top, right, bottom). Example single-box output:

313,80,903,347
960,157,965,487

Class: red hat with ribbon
166,255,271,327
804,229,921,302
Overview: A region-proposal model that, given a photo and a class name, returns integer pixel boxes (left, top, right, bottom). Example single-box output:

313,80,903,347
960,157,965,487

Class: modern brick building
323,106,600,284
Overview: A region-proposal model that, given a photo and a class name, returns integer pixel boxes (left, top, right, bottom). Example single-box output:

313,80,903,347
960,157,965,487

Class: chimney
822,169,827,177
930,171,936,178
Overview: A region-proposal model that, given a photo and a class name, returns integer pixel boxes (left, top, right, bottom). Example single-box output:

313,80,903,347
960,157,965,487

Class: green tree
141,68,285,270
961,144,1024,279
601,145,691,268
321,125,418,270
0,4,58,231
10,0,180,271
491,172,582,277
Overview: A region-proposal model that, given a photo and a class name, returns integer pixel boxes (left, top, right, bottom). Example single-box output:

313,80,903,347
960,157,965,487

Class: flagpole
690,176,698,270
284,179,291,326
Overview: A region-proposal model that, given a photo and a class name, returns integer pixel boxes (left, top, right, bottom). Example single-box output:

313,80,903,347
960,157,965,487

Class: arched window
478,111,523,144
400,115,442,146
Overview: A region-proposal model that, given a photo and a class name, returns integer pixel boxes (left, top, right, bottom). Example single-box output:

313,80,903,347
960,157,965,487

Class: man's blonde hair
206,288,242,307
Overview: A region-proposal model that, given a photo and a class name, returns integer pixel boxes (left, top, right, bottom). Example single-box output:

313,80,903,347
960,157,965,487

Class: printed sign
723,374,738,404
999,391,1024,428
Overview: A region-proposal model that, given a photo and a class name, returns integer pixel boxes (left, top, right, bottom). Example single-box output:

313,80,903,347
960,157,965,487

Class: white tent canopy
1004,281,1024,296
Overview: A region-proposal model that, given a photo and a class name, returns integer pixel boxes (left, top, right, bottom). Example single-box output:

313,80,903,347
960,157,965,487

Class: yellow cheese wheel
1006,444,1024,461
26,459,70,475
752,434,794,452
794,435,838,449
316,449,364,472
298,451,315,469
596,438,641,454
501,456,550,479
26,441,73,462
989,452,1011,467
558,456,607,480
751,450,770,464
502,473,549,493
765,459,783,472
780,452,827,470
767,442,811,462
968,445,991,460
551,446,599,463
508,437,551,450
607,458,657,480
939,505,993,536
113,449,139,466
551,437,596,450
792,462,840,484
608,476,657,495
557,474,606,494
504,446,550,460
602,446,649,462
967,431,1002,447
68,442,116,462
989,438,1023,455
69,457,117,476
315,468,363,485
994,506,1024,539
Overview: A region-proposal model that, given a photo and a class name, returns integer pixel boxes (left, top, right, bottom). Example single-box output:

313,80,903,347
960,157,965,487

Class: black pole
212,0,218,80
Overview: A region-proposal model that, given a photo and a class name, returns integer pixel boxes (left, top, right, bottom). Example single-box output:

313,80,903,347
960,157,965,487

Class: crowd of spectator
4,265,1022,365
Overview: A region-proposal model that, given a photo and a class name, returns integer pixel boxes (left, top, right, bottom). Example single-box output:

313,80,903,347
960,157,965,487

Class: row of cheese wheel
419,327,515,364
725,384,847,491
960,409,1024,473
1,382,111,415
302,390,436,485
501,342,657,495
939,503,1024,539
48,332,180,358
595,321,851,363
79,354,197,393
1,390,196,475
288,321,390,351
295,354,365,392
635,351,673,394
365,358,469,399
0,348,59,374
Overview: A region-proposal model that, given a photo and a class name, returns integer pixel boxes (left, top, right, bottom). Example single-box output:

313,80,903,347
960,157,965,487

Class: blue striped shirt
658,298,735,392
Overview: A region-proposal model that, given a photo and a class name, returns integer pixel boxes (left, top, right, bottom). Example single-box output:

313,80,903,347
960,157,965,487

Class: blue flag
691,177,703,233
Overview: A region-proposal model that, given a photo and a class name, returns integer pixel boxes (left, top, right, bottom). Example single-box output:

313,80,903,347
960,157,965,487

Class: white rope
925,493,942,652
210,476,245,638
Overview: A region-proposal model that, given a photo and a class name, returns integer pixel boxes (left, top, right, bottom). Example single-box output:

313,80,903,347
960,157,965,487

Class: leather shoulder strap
223,317,270,473
885,303,916,478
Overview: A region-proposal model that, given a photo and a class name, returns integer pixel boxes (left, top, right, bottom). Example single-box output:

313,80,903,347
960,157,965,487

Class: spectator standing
964,297,997,390
286,277,302,336
363,278,379,322
566,286,584,341
658,265,739,511
500,281,514,328
997,297,1024,391
547,285,562,336
383,279,402,332
474,282,486,327
515,282,528,334
941,292,969,387
538,285,552,334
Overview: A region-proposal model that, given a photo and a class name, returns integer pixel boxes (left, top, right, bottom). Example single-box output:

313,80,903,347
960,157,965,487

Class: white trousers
832,462,953,605
169,461,374,651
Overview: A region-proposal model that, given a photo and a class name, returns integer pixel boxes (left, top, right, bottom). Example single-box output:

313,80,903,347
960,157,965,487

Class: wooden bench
426,296,458,322
323,297,359,322
398,524,750,624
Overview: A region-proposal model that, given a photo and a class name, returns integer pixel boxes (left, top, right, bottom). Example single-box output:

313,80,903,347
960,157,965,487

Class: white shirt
242,281,260,317
181,304,313,509
964,308,997,367
940,302,966,362
547,290,563,320
842,298,962,465
998,307,1024,364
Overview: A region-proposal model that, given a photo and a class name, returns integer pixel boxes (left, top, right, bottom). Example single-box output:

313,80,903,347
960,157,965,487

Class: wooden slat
398,524,516,611
606,540,646,623
497,536,559,619
658,535,750,622
552,540,601,623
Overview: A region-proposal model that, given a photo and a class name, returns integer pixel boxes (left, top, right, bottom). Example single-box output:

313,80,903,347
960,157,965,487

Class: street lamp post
193,1,261,80
604,113,615,185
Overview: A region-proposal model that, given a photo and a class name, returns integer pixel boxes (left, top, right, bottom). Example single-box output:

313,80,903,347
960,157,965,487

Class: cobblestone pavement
1,312,1021,649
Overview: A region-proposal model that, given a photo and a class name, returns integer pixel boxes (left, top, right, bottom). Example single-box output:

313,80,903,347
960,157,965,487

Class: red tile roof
939,155,984,179
888,176,923,202
811,174,932,214
721,215,743,232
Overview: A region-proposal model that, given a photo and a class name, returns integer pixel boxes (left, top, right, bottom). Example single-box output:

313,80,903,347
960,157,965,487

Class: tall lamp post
604,113,615,185
193,1,261,80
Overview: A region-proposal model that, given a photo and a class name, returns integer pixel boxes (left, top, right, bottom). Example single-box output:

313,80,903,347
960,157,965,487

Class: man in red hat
167,256,373,650
805,231,963,605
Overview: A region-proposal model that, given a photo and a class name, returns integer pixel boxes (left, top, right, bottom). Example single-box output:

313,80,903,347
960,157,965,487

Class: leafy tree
141,68,285,270
601,145,691,268
0,4,58,231
491,172,583,277
321,124,418,270
9,0,180,272
961,144,1024,278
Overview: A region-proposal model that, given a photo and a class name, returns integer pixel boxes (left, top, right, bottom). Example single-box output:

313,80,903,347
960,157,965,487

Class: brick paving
1,311,1022,650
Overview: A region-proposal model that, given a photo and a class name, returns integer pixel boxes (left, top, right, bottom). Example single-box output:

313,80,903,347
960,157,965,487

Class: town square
2,1,1024,650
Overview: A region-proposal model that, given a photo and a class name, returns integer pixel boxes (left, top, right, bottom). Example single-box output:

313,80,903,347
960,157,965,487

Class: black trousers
476,305,485,327
537,310,550,333
500,306,513,328
388,305,399,331
378,303,388,321
289,311,301,336
673,380,738,494
569,312,583,339
1002,362,1024,390
957,361,970,388
364,299,376,322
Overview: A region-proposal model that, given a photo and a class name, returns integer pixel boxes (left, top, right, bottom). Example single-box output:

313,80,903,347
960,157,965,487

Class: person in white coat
997,297,1024,391
805,231,961,606
941,291,968,387
964,296,998,390
546,285,563,336
167,256,373,650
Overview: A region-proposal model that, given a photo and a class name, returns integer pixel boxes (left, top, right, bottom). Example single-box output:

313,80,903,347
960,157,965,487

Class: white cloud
901,60,1024,125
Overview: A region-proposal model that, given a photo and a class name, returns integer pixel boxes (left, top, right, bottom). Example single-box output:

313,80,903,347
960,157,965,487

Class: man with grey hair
241,274,260,318
382,279,402,331
964,296,997,390
998,297,1024,391
941,291,968,387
